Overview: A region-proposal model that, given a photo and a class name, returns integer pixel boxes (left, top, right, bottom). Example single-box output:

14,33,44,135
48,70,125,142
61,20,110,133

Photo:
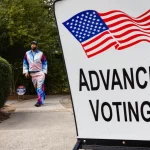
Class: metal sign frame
53,0,150,149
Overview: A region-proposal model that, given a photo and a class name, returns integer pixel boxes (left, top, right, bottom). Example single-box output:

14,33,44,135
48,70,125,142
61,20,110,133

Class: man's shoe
35,103,42,107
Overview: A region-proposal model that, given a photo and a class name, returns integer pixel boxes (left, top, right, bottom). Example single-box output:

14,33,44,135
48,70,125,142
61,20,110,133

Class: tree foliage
0,0,69,94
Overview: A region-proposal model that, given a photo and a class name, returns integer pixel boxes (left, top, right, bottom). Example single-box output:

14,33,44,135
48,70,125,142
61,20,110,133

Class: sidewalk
0,95,76,150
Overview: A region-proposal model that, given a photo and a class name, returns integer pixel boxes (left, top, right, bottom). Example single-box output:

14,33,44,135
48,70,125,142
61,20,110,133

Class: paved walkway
0,95,76,150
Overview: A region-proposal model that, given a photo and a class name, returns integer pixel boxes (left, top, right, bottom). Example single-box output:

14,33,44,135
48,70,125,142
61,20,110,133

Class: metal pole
73,140,81,150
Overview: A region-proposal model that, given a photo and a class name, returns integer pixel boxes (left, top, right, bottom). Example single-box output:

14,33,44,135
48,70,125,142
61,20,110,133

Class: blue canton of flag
63,10,109,43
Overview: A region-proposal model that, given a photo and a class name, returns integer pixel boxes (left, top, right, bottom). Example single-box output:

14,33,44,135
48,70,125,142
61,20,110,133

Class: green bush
0,57,12,108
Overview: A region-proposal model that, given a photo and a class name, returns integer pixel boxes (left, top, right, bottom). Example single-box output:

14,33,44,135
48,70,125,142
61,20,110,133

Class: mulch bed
0,105,15,123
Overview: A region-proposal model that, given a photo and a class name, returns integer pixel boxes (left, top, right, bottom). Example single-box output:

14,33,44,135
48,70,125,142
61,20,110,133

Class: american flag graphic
63,10,150,58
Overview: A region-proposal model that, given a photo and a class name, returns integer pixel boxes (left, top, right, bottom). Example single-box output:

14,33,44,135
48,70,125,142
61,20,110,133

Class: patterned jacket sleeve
41,53,48,74
23,53,29,74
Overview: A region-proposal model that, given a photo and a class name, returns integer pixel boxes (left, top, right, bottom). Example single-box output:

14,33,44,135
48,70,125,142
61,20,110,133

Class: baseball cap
31,41,38,45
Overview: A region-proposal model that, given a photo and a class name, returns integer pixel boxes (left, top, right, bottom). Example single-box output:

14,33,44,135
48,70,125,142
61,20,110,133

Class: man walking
23,41,48,107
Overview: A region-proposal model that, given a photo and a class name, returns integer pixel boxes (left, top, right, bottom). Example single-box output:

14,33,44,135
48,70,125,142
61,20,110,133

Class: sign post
54,0,150,149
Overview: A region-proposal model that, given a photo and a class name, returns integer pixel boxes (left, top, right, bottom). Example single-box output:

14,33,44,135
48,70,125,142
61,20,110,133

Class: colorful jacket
23,50,47,74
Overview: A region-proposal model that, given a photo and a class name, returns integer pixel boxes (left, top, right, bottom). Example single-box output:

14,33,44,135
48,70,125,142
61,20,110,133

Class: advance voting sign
55,0,150,141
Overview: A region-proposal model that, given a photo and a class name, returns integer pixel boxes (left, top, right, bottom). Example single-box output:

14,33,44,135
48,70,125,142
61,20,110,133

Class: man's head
31,41,38,51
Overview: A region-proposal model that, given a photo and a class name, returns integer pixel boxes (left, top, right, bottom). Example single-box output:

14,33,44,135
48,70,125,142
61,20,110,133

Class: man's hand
25,73,29,78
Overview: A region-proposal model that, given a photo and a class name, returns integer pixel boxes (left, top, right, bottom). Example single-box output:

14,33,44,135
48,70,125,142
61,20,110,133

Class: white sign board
55,0,150,141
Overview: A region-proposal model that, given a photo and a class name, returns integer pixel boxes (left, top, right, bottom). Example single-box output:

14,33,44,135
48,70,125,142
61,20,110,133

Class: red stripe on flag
103,14,150,24
113,29,150,39
117,34,150,44
110,24,150,34
87,42,117,58
137,10,150,18
99,9,150,19
107,19,150,28
99,10,126,17
82,31,110,47
116,39,150,50
84,36,114,52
